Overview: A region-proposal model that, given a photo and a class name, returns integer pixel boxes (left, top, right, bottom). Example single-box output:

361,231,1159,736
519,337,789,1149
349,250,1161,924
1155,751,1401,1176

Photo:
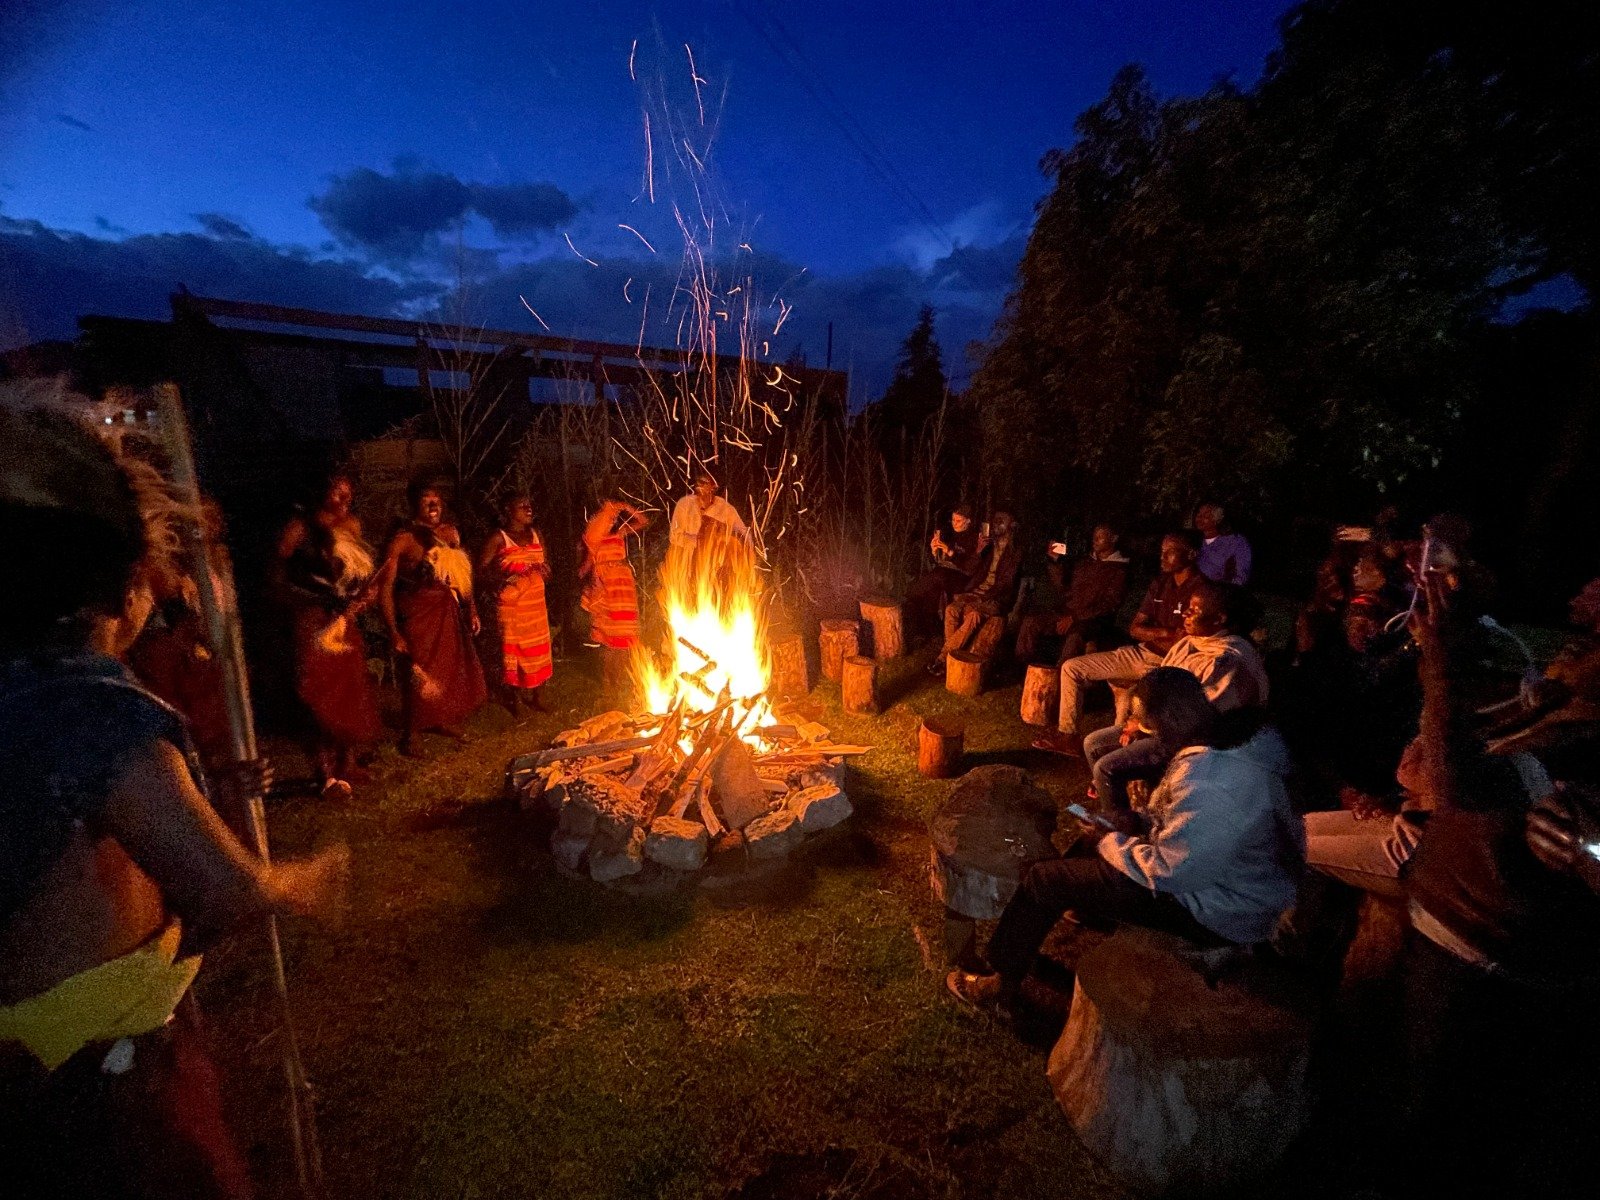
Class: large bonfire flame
636,534,774,747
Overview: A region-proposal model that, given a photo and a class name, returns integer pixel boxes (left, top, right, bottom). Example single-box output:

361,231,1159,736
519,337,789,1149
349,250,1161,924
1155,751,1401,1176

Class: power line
732,1,956,252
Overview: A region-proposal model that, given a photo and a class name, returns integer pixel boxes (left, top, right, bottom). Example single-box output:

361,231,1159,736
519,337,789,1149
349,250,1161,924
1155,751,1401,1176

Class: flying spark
618,223,657,253
518,296,550,331
564,232,599,267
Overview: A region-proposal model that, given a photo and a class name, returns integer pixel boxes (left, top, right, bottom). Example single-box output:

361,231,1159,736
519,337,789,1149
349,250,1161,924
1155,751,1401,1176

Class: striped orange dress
494,529,552,688
582,505,640,650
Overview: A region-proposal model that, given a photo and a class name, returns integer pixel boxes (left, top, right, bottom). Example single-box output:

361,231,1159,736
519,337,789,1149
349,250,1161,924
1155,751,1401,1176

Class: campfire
511,537,867,883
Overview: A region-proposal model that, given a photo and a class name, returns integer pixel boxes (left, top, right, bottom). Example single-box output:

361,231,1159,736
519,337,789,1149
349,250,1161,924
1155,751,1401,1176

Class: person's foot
528,688,548,712
945,969,1014,1018
1030,730,1083,758
319,777,353,802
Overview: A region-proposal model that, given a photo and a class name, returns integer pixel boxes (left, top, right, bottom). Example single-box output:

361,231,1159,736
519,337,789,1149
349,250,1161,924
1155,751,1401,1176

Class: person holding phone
949,668,1302,1019
1015,523,1130,664
905,505,983,640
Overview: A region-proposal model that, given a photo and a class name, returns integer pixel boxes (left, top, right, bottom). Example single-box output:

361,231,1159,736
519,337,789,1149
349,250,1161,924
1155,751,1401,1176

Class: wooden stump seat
1048,926,1317,1196
1020,663,1059,726
769,631,810,698
917,715,965,779
819,619,859,683
945,649,984,697
841,654,879,714
858,595,904,660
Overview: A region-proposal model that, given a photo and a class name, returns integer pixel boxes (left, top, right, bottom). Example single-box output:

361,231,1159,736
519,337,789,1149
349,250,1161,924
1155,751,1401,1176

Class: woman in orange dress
478,496,552,714
581,499,647,695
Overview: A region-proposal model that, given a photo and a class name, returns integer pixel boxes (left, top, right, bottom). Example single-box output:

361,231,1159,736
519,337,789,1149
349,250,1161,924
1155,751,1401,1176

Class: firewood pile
508,690,866,885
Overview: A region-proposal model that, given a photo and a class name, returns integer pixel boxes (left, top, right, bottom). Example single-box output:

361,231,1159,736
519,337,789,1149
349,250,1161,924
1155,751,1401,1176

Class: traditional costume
582,502,641,650
490,528,552,689
397,525,486,733
283,521,382,749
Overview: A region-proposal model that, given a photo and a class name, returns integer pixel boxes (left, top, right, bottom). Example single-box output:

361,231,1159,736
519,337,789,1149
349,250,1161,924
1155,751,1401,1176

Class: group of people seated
937,503,1600,1195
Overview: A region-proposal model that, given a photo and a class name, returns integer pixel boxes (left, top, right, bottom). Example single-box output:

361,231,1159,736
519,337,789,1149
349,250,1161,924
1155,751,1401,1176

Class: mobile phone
981,522,991,537
1584,841,1600,863
1066,802,1115,830
1049,541,1067,557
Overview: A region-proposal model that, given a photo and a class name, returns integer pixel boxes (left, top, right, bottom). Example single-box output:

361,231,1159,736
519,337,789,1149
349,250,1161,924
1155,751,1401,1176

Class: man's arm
1097,775,1237,893
101,741,347,948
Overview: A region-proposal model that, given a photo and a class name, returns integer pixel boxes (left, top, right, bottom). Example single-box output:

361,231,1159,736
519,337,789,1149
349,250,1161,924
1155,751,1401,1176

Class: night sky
0,0,1292,396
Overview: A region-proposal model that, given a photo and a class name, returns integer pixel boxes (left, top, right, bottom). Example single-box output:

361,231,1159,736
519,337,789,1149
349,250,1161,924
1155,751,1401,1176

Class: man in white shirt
668,470,750,560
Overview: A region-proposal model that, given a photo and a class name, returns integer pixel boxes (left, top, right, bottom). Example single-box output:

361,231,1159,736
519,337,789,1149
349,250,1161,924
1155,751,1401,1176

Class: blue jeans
1082,726,1170,811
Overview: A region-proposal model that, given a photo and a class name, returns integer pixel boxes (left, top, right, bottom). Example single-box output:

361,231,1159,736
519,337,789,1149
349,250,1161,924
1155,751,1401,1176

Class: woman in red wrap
477,495,552,714
381,482,486,755
275,474,383,799
581,498,647,696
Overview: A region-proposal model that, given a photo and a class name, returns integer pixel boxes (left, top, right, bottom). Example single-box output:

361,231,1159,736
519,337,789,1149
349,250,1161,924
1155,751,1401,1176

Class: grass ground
201,639,1391,1199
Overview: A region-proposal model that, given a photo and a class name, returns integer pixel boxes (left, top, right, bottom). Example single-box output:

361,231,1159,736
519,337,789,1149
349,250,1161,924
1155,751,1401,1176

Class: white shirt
669,494,750,551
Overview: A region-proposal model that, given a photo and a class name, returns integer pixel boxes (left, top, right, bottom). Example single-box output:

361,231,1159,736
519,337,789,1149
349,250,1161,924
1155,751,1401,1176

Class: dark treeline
865,0,1597,618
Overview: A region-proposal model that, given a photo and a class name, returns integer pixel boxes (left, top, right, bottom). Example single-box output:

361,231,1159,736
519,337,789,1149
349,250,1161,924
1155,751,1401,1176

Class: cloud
193,212,252,241
468,182,579,238
53,113,93,132
0,213,428,348
308,159,577,265
2,203,1022,398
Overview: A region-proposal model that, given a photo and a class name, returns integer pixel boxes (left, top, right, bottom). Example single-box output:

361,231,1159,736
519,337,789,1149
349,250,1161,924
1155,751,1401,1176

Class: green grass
200,650,1138,1199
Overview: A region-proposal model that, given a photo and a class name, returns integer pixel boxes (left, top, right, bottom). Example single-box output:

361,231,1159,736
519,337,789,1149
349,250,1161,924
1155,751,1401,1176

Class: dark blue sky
1,0,1293,395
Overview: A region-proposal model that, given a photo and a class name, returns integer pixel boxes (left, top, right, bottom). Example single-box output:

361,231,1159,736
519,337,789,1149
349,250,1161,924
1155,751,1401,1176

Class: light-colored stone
787,783,853,833
550,830,590,873
645,817,710,871
800,762,846,792
589,825,645,882
557,797,598,838
744,806,803,860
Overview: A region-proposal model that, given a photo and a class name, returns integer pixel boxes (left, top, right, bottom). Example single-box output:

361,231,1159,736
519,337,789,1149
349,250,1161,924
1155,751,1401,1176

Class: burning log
859,596,904,660
841,655,879,715
819,620,859,682
535,735,657,766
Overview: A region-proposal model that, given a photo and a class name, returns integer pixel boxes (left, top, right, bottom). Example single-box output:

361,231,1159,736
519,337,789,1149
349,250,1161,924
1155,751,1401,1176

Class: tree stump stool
917,715,965,779
929,764,1055,966
858,595,904,660
770,631,810,698
1020,663,1060,726
841,654,879,714
819,619,859,683
945,649,984,697
1048,926,1317,1196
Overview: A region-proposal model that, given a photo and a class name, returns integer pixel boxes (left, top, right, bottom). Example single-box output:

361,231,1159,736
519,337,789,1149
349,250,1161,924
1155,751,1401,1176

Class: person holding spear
0,384,347,1198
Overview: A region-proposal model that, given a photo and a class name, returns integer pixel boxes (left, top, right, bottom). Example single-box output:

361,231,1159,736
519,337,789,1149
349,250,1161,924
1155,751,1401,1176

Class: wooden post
769,631,810,698
819,619,859,683
841,655,879,714
1020,663,1060,726
945,649,984,697
858,595,904,660
917,716,965,778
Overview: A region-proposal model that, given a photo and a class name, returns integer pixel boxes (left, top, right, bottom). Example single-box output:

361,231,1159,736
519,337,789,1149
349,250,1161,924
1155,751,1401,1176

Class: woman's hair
0,379,186,653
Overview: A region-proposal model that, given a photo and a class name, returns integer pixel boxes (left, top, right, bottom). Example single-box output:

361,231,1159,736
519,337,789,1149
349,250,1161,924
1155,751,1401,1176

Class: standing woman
479,496,552,714
275,473,383,799
381,482,486,756
581,498,648,696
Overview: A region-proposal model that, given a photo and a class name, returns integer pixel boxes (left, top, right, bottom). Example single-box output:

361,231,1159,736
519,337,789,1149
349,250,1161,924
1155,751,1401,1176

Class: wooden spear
151,383,322,1196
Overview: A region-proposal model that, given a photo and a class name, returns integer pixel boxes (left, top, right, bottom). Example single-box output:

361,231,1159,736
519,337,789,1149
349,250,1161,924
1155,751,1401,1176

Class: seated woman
947,667,1303,1018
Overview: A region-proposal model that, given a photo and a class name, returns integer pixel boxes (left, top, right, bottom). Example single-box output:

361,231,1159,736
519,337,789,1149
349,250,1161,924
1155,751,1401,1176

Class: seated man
905,505,983,638
1014,523,1130,665
1080,582,1270,808
932,512,1021,671
1194,502,1252,585
1032,530,1203,755
948,668,1302,1016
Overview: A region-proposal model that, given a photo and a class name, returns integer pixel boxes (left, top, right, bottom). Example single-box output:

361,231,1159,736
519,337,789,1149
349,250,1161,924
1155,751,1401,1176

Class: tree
867,305,948,465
